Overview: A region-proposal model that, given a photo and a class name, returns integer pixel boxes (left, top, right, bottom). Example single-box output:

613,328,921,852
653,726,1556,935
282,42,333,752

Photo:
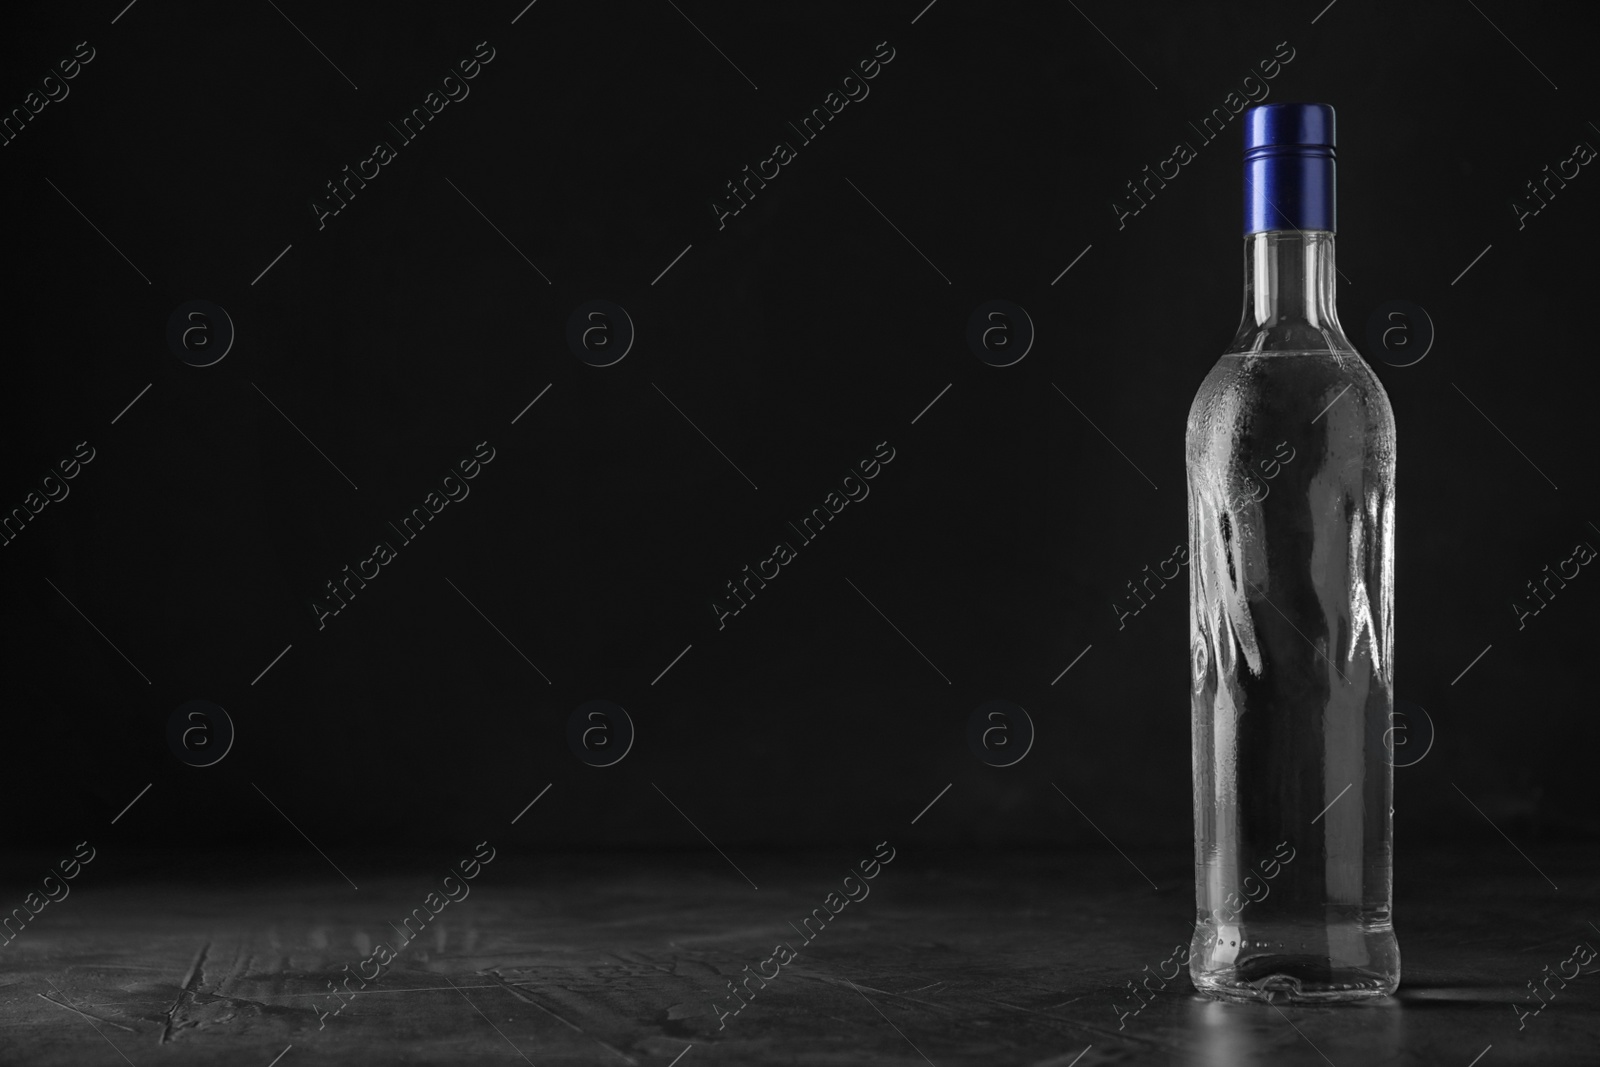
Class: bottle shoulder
1193,348,1390,397
1185,349,1395,450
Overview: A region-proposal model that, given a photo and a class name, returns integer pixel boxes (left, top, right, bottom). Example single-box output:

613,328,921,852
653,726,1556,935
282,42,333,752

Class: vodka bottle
1186,103,1399,1001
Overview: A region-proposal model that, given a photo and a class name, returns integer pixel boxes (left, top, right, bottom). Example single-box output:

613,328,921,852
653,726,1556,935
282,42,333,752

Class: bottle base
1190,921,1399,1004
1192,958,1396,1003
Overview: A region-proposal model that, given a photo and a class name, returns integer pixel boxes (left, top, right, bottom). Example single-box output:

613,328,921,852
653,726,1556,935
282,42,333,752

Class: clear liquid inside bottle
1186,230,1399,1002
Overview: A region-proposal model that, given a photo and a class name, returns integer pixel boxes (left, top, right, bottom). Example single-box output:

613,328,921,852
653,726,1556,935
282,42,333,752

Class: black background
3,0,1596,859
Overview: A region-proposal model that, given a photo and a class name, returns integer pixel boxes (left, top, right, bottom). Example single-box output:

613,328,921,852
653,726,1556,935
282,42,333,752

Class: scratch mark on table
159,941,210,1044
36,993,139,1033
483,970,639,1065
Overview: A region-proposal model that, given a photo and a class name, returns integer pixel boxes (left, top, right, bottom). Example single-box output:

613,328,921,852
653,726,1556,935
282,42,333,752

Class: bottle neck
1227,230,1352,354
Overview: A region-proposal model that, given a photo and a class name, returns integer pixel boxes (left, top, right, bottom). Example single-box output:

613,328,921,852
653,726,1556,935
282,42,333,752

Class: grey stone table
1,843,1595,1065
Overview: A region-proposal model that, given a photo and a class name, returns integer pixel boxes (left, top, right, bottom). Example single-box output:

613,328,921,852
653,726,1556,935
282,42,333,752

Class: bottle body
1186,229,1399,1001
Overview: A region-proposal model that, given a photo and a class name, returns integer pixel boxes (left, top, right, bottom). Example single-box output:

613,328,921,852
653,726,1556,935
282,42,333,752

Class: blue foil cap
1243,102,1336,235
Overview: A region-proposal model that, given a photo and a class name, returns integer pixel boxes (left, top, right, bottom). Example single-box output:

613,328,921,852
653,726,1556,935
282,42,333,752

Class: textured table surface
1,843,1596,1066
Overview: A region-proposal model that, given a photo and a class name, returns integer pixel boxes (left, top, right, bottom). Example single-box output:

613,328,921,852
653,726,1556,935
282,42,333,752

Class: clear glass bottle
1186,103,1399,1002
